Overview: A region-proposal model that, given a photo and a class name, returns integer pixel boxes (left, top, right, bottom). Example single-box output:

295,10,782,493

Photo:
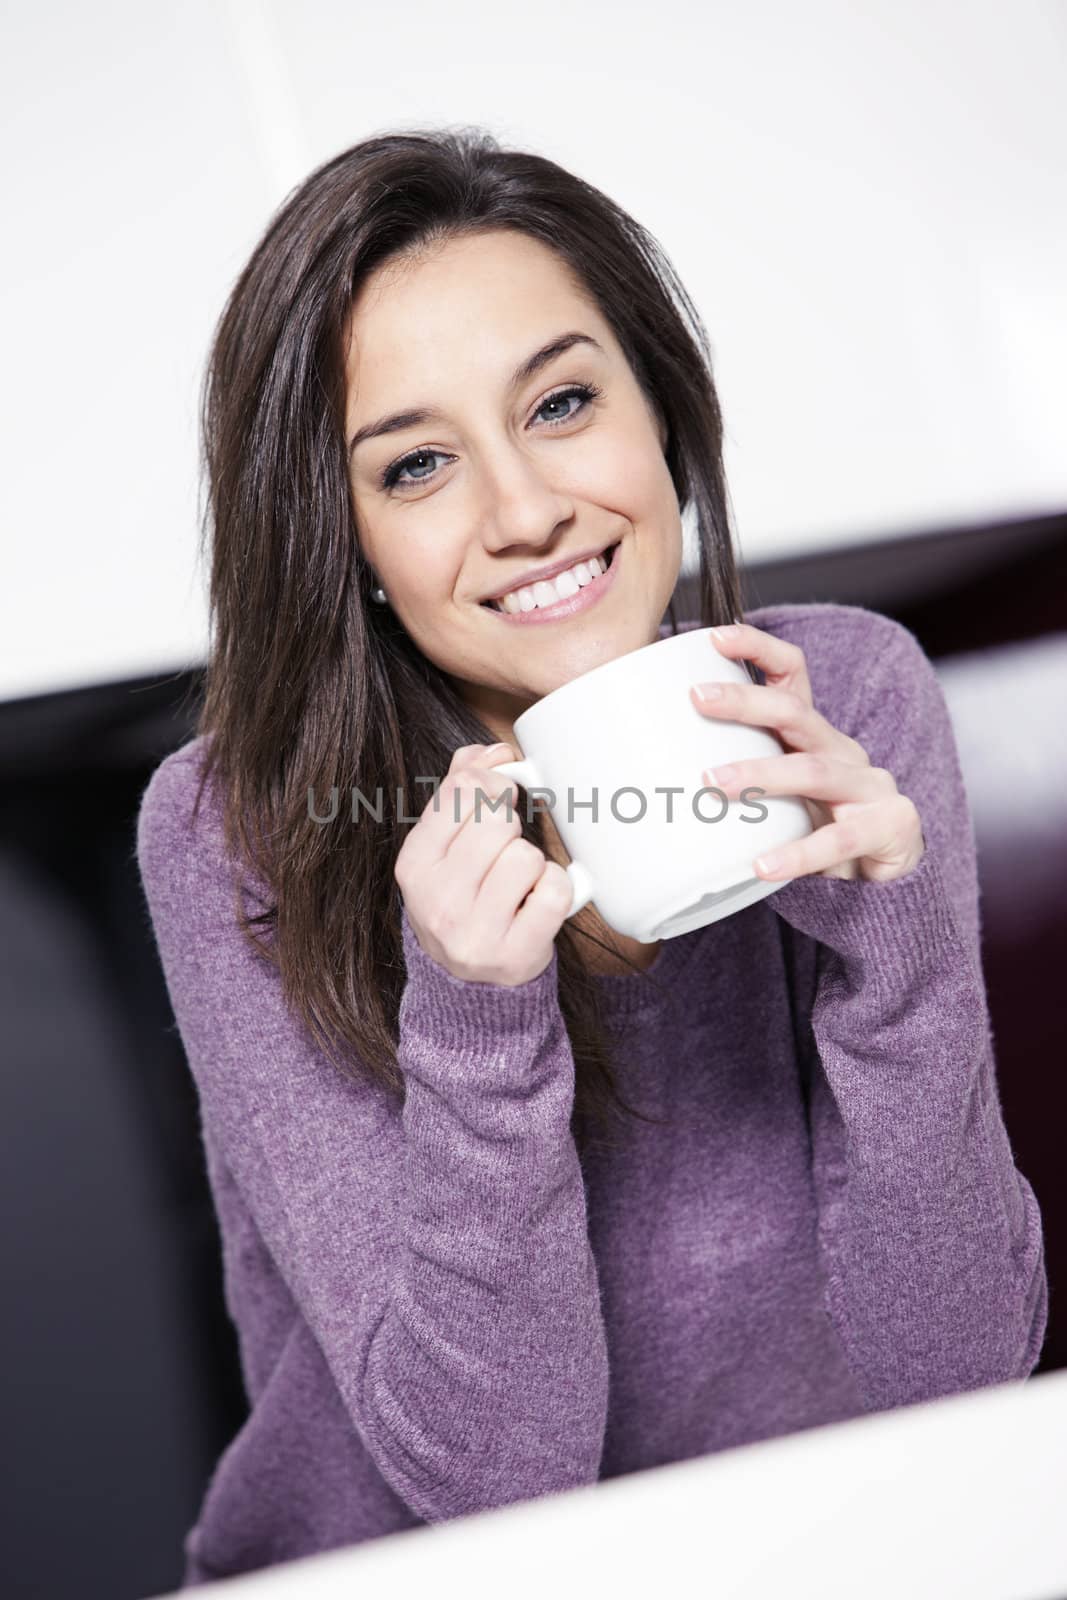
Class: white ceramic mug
488,627,814,942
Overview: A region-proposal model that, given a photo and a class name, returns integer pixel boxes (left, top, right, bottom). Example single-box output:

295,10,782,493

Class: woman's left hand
690,623,926,883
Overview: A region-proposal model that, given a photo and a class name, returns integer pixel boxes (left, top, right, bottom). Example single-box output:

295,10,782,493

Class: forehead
342,230,608,383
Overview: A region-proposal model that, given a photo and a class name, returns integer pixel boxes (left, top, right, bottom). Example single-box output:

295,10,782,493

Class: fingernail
710,763,737,783
694,682,723,702
710,624,740,640
754,852,784,875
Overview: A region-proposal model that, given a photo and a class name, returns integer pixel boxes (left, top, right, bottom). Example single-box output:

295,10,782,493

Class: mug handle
489,757,596,918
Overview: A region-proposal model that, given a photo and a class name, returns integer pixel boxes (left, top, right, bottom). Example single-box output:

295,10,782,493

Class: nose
476,440,576,556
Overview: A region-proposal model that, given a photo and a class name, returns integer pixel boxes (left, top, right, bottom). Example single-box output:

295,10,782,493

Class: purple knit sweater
135,602,1047,1587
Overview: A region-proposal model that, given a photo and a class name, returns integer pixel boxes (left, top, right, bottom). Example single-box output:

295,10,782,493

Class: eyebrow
347,330,606,458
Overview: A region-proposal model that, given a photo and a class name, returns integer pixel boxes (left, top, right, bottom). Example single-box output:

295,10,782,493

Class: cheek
389,537,465,610
356,501,452,600
583,429,674,514
398,553,449,602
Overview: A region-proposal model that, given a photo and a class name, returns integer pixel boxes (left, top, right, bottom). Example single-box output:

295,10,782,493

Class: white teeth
489,548,613,613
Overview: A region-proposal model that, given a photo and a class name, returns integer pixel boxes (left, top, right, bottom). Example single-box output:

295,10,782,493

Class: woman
136,127,1047,1587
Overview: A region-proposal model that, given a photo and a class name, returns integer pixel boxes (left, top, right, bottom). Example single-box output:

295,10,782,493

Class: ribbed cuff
398,903,563,1061
766,847,973,995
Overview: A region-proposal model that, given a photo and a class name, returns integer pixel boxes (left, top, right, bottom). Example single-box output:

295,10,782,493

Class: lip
481,541,620,624
478,542,617,603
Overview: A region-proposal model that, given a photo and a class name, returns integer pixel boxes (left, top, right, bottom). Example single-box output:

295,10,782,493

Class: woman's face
343,228,683,744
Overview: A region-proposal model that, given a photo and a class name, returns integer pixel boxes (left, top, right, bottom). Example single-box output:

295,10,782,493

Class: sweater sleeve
135,750,610,1525
765,614,1048,1411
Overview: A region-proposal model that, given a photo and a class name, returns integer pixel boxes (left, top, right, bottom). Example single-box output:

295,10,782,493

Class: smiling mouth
479,542,619,612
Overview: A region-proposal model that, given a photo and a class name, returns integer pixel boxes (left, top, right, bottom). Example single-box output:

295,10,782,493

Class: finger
505,858,575,949
475,835,554,929
690,679,868,763
704,753,898,804
707,622,812,704
447,741,515,775
401,767,518,880
750,799,910,880
442,772,523,878
446,766,521,839
433,743,516,844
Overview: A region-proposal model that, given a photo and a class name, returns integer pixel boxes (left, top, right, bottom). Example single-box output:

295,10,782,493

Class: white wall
3,0,1065,701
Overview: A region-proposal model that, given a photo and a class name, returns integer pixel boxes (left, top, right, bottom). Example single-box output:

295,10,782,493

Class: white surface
150,1369,1067,1600
936,634,1067,844
935,633,1067,938
4,0,1066,701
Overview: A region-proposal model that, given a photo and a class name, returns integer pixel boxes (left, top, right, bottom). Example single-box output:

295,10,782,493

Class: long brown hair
189,125,746,1156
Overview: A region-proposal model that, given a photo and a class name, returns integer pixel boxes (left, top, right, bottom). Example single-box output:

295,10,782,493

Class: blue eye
378,382,603,493
380,448,442,492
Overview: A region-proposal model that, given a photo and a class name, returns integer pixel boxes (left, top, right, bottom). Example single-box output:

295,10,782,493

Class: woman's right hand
395,742,574,986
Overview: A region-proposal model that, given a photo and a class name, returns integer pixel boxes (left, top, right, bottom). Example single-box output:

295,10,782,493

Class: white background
3,0,1065,701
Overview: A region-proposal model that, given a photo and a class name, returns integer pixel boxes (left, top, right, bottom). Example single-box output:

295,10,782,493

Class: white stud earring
370,584,387,604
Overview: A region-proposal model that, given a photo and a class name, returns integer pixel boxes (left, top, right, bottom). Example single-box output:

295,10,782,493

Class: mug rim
513,626,717,735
